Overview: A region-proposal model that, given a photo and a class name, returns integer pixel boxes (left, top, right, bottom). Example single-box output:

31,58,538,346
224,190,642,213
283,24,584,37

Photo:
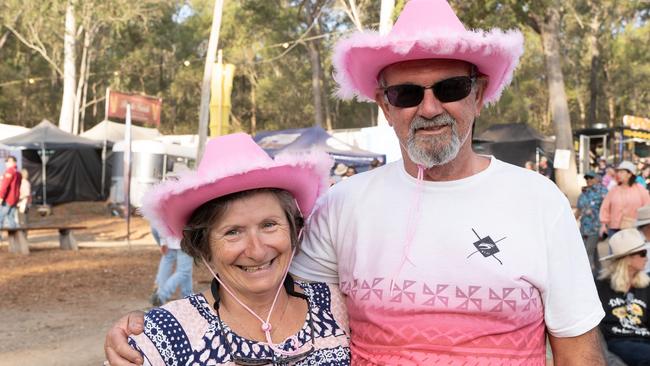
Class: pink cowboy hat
140,133,333,240
332,0,525,104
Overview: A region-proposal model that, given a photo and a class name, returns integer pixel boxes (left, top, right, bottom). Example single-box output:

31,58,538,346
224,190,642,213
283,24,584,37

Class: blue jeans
155,249,193,303
0,204,17,229
607,338,650,366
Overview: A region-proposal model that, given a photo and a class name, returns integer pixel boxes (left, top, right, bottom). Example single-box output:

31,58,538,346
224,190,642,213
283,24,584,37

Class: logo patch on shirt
467,228,506,265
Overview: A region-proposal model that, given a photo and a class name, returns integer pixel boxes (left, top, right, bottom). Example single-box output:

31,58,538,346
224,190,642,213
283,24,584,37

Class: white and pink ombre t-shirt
291,157,604,365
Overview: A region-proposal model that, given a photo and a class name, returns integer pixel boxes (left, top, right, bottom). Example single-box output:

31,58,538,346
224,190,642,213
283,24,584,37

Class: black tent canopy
473,123,554,167
0,120,105,205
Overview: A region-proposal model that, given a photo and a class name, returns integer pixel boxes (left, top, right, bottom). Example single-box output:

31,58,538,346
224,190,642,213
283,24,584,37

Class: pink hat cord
201,226,306,356
390,164,425,295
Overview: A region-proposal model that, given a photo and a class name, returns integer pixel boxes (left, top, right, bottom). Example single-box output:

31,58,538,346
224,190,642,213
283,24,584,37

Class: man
576,172,608,275
539,156,555,182
105,0,605,364
635,204,650,274
0,155,22,229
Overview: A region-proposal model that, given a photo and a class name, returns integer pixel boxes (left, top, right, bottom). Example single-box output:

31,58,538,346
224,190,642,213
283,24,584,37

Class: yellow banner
210,62,236,137
623,128,650,141
623,115,650,131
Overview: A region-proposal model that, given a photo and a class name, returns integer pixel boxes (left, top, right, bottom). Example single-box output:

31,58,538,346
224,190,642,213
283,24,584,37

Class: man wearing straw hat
105,0,605,364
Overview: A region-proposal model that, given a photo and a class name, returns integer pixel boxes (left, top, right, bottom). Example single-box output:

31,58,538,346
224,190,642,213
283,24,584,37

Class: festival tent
254,126,386,169
0,123,29,141
81,120,162,197
80,120,161,142
472,123,555,167
0,119,104,205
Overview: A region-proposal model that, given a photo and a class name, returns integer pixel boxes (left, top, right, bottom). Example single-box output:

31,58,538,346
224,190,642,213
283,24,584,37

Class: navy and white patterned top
129,281,350,365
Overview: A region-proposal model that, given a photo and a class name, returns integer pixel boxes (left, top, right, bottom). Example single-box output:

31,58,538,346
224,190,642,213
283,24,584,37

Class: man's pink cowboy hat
332,0,524,104
140,133,333,240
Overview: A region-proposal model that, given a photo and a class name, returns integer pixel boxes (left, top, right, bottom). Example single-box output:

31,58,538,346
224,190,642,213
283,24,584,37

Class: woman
596,229,650,366
600,161,650,237
128,133,350,365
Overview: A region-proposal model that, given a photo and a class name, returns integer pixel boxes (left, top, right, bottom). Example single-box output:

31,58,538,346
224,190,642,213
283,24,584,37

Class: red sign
107,90,162,126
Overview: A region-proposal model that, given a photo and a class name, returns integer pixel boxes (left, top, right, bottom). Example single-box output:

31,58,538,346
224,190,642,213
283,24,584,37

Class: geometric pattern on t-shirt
341,276,546,365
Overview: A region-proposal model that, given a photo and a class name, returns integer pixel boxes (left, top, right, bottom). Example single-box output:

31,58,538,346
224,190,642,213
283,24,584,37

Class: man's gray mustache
410,115,456,132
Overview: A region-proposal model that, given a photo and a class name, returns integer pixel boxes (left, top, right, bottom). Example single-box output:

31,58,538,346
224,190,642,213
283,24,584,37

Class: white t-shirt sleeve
542,201,605,337
290,195,339,284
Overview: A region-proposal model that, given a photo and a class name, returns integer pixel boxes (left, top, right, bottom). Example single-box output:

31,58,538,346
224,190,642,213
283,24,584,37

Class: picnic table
2,225,87,255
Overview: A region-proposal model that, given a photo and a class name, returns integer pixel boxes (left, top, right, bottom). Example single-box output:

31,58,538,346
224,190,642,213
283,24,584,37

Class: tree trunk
587,10,601,127
307,40,325,128
79,50,92,133
540,7,580,204
317,21,333,131
248,74,257,135
73,25,90,135
58,0,76,133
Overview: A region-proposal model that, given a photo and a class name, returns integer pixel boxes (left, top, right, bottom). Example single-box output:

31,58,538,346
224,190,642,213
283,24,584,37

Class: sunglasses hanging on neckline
383,75,476,108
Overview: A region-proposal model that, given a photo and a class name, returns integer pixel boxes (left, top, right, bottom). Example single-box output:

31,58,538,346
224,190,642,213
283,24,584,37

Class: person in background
524,160,536,171
603,166,617,190
16,168,31,227
636,164,648,189
600,161,650,238
597,158,608,177
369,158,382,170
639,165,650,191
330,162,348,185
150,228,193,307
343,166,357,179
538,156,555,182
596,229,650,366
635,205,650,274
577,171,608,275
0,156,22,229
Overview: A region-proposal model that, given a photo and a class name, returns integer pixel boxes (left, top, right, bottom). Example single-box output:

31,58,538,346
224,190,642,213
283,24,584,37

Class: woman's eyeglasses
382,75,476,108
632,249,647,258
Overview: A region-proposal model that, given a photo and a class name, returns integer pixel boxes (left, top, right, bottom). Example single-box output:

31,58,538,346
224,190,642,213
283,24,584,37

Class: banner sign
623,115,650,131
623,128,650,141
107,90,162,126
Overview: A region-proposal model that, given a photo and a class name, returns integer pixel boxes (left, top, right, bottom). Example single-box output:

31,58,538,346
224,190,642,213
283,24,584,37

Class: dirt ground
0,202,212,366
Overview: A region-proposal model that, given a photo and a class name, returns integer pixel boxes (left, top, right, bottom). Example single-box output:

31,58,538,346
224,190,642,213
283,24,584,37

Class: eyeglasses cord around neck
201,247,304,356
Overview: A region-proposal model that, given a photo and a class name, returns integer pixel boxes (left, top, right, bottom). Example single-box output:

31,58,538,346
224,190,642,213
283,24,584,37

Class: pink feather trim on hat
140,133,333,241
332,0,524,104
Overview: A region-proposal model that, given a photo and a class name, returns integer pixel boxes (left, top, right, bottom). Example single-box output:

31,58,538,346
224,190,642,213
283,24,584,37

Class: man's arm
548,327,605,366
104,311,145,366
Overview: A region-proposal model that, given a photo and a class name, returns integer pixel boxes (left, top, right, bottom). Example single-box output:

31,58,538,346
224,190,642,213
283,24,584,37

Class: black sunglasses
633,249,647,258
383,75,476,108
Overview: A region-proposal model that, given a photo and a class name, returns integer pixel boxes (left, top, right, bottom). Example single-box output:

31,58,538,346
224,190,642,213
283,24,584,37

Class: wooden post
8,230,30,255
59,229,78,250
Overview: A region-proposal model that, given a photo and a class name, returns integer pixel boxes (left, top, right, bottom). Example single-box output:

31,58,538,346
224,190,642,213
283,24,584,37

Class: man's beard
405,113,463,168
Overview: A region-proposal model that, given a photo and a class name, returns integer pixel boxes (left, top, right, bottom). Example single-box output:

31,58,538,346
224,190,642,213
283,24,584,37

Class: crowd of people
574,159,650,364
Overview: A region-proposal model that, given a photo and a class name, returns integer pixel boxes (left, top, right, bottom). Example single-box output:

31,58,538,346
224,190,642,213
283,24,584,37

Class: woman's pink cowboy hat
141,133,333,240
332,0,524,104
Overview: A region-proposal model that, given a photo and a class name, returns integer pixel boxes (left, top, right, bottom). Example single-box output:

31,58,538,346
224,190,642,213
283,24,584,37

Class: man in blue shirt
577,171,609,276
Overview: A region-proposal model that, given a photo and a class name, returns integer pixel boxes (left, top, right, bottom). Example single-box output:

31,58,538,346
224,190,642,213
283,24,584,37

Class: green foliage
1,0,648,139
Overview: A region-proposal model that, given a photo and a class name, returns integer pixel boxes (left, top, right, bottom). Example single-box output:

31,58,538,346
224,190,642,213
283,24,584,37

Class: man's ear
375,90,393,127
473,77,488,117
